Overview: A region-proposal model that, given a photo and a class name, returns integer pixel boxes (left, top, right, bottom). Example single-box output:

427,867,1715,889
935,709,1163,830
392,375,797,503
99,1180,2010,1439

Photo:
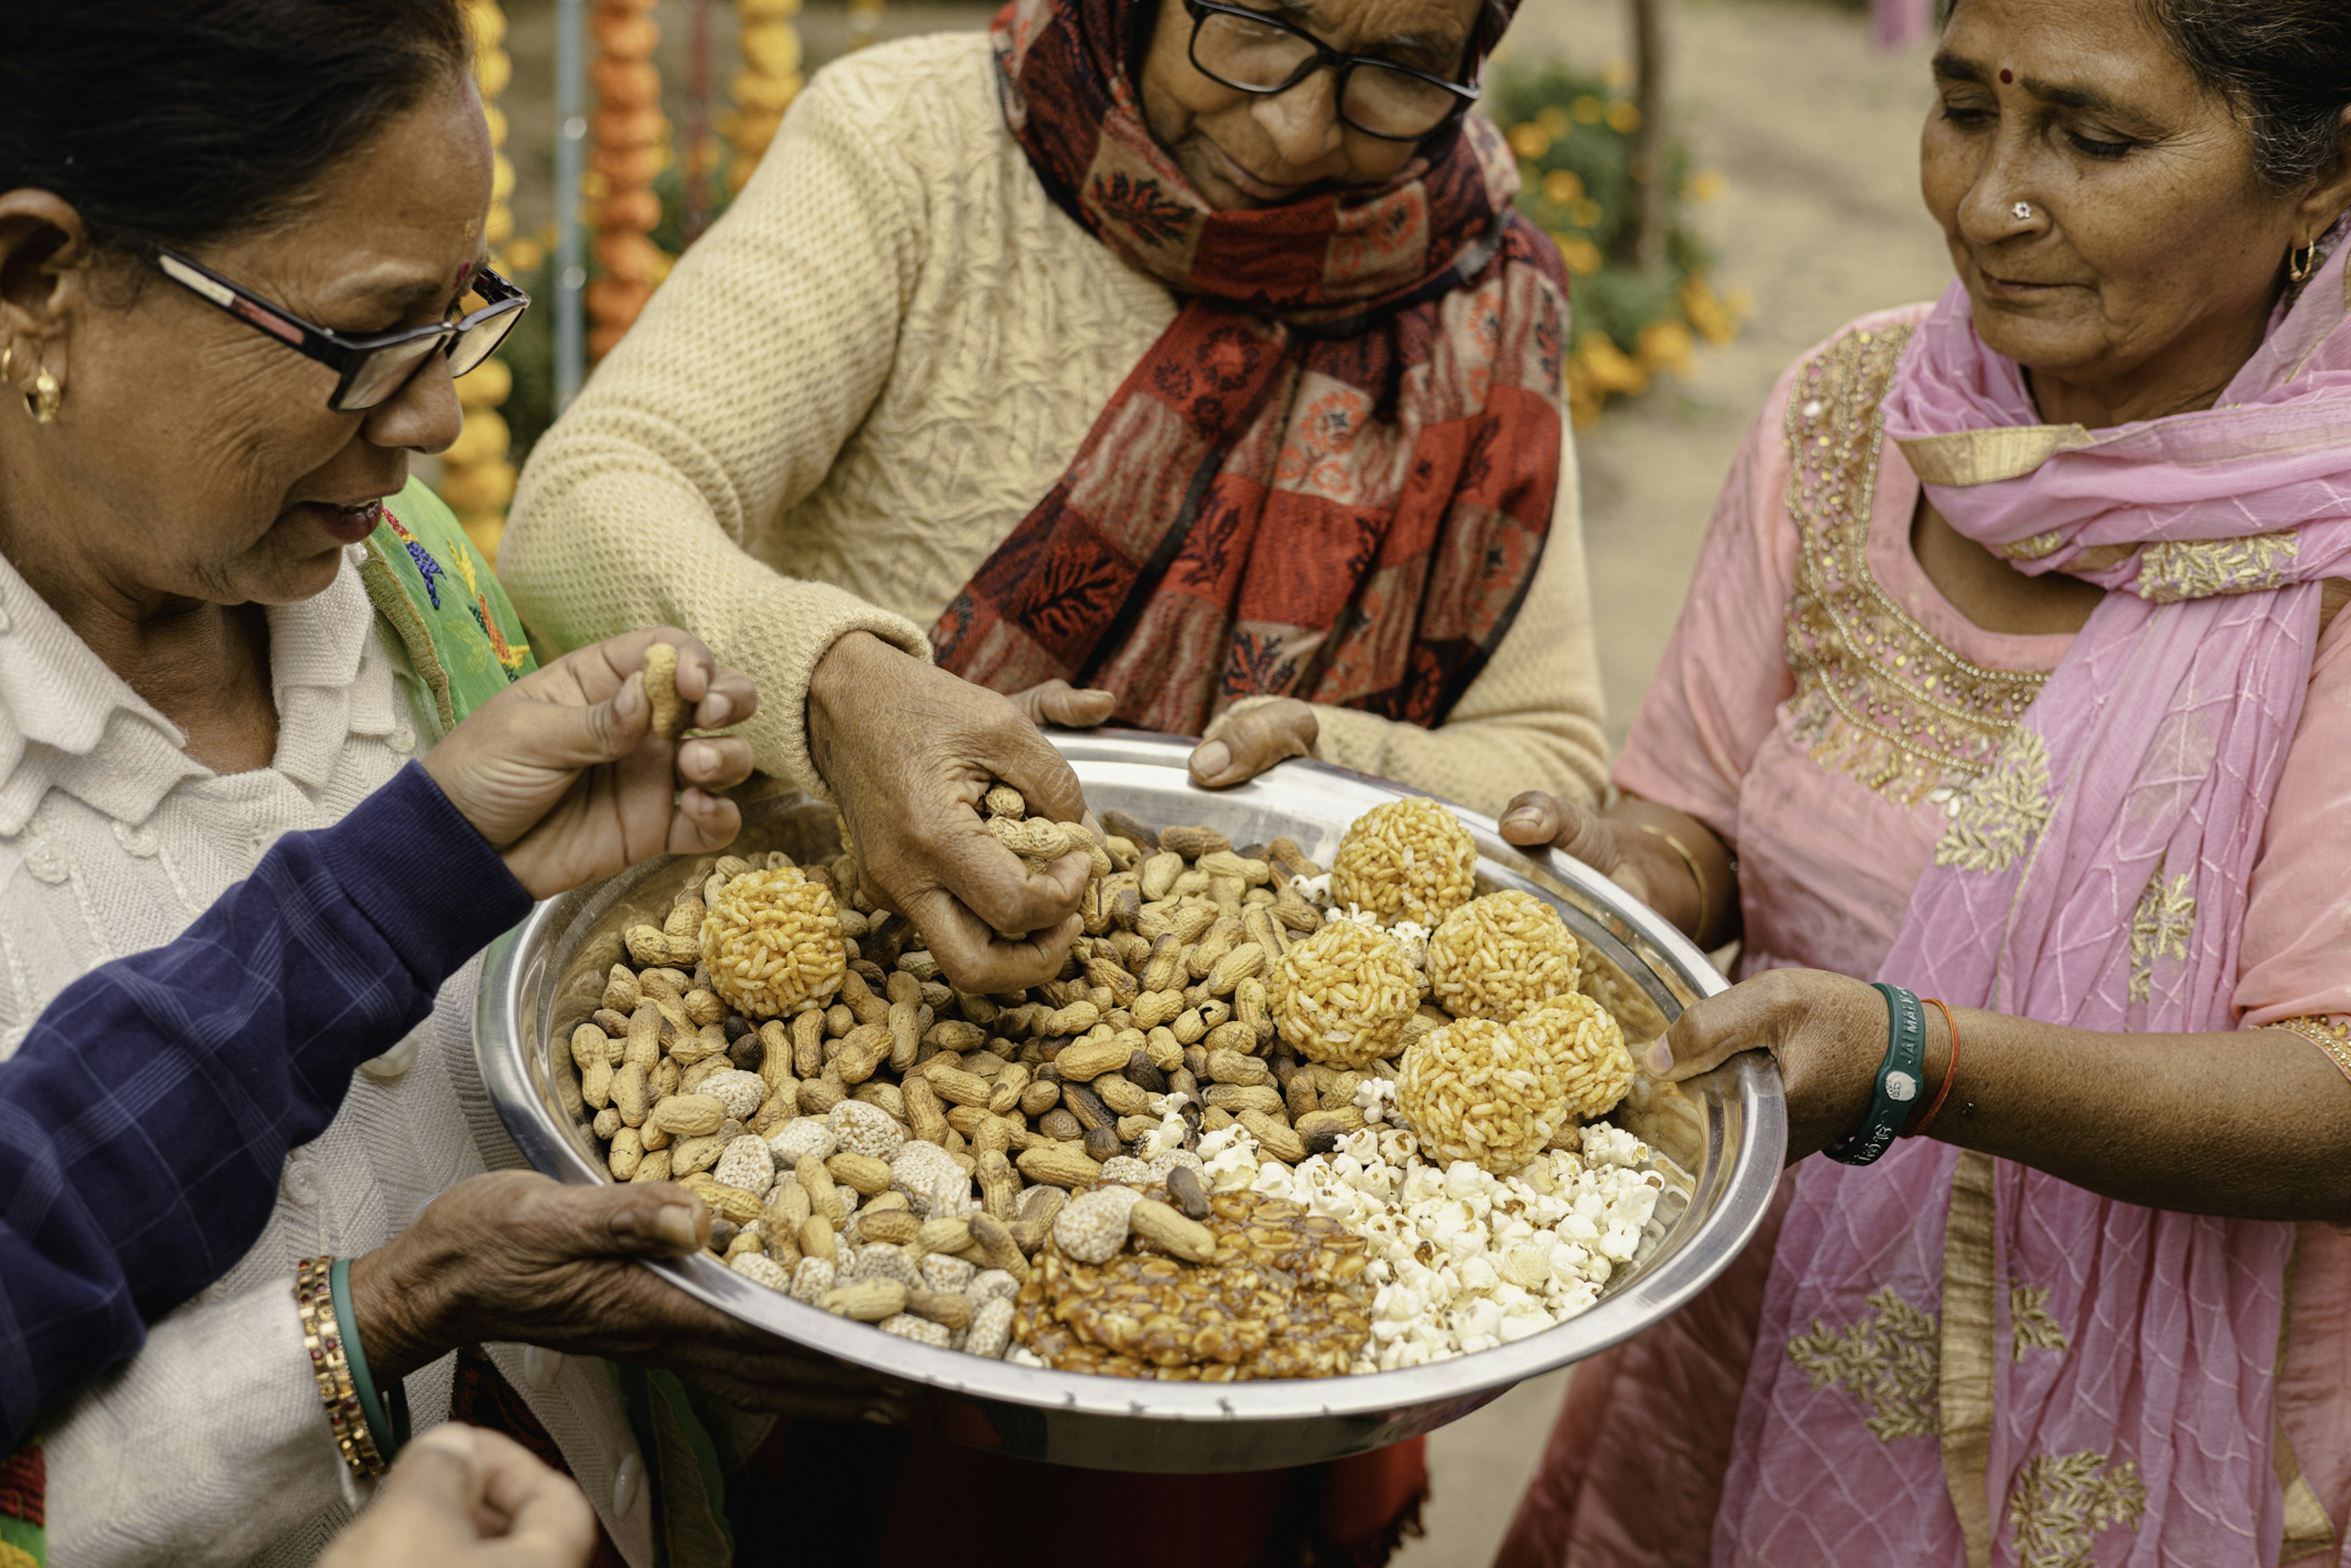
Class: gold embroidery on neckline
2006,1450,2147,1568
1783,325,2051,807
1785,1284,1940,1441
1933,729,2052,874
2000,530,2066,561
2136,531,2300,603
2008,1283,2069,1360
2127,865,2196,1005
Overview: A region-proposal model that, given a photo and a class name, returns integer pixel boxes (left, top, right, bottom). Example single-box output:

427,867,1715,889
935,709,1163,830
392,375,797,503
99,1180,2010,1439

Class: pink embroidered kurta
1499,302,2351,1568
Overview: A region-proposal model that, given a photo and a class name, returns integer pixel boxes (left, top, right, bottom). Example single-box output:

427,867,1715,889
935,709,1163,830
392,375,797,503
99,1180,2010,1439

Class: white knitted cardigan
0,547,654,1567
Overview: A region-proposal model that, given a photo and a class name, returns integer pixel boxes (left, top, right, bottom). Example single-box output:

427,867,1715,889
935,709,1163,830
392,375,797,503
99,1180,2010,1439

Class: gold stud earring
28,366,61,424
2289,241,2317,285
5,345,61,424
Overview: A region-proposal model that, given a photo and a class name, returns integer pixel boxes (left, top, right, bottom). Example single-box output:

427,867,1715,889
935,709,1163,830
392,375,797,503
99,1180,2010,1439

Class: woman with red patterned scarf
503,0,1594,1557
503,0,1606,881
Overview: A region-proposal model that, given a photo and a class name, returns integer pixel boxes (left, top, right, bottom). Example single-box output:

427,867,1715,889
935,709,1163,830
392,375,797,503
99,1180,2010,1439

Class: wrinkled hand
1644,968,1891,1160
1191,698,1316,788
1498,792,1662,910
808,633,1094,992
317,1425,598,1568
1010,680,1119,730
349,1172,910,1425
422,629,759,898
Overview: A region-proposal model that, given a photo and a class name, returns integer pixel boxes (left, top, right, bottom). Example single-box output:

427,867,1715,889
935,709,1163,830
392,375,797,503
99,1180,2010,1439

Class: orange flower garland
728,0,803,192
588,0,669,361
441,0,522,561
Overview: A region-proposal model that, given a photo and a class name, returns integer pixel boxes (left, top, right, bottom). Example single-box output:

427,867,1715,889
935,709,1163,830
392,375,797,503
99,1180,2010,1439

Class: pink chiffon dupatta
1715,243,2351,1566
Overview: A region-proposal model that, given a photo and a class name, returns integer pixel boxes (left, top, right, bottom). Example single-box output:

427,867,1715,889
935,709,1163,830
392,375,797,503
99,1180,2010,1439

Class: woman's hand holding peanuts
808,634,1097,994
423,629,759,899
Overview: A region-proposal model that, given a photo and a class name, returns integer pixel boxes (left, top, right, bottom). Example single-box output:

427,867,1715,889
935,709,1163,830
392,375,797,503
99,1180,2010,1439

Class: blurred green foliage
1483,58,1747,420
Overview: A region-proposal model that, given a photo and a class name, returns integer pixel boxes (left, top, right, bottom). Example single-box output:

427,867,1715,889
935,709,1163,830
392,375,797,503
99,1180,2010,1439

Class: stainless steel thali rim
474,731,1784,1439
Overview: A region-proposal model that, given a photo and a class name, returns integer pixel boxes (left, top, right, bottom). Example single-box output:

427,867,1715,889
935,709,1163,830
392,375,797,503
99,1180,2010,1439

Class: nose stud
2012,201,2034,222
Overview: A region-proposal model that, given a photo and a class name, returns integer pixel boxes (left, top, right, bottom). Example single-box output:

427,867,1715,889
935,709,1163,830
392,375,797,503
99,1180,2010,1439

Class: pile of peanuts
566,785,1659,1378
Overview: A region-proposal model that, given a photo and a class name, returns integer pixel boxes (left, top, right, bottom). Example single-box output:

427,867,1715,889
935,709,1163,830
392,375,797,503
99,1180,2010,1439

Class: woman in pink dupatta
1492,0,2351,1562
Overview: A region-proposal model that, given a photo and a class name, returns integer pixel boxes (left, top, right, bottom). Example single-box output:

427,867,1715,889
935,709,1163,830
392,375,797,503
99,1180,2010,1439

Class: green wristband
329,1257,410,1460
1823,983,1927,1168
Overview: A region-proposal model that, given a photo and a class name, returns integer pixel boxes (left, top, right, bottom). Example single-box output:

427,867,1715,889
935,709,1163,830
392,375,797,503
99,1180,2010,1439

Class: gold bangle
295,1256,388,1479
2271,1015,2351,1085
1631,820,1712,941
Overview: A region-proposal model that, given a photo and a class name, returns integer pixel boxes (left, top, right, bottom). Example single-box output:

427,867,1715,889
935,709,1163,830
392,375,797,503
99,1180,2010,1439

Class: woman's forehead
1269,0,1483,56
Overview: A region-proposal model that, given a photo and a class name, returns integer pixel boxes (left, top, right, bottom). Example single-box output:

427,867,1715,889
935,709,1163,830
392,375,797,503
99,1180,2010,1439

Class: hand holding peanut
422,629,760,899
806,632,1095,993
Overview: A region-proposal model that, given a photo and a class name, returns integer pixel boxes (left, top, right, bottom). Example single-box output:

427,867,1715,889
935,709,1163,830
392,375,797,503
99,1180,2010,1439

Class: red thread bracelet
1910,997,1961,1137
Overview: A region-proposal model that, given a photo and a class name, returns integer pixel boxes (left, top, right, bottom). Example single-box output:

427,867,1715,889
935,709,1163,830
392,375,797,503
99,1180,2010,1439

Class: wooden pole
1619,0,1668,271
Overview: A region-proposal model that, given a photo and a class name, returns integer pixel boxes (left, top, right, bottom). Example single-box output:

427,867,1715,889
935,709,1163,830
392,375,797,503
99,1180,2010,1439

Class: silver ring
2012,201,2034,221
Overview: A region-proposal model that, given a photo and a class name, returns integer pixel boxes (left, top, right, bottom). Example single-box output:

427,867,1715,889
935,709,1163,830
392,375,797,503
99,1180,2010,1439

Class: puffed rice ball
1428,891,1583,1024
1395,1017,1573,1174
1269,920,1425,1067
700,866,846,1019
1329,797,1478,928
1515,992,1636,1120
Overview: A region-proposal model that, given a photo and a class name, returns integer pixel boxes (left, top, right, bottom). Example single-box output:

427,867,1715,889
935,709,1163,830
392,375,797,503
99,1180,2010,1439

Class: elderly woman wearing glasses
500,0,1596,1556
501,0,1607,849
0,2,1052,1564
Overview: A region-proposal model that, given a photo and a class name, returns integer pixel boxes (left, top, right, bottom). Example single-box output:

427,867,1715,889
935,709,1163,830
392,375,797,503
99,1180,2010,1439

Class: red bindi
1999,68,2014,83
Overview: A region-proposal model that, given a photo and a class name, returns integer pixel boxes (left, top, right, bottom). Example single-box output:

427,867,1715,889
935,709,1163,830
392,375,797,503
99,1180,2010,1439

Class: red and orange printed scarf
929,0,1569,735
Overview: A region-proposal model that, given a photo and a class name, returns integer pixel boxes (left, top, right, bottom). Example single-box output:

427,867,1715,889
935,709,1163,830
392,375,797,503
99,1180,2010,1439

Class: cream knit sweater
503,32,1608,817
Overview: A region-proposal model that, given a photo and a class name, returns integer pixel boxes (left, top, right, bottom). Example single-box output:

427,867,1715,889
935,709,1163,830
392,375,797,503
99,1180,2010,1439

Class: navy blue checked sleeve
0,762,532,1452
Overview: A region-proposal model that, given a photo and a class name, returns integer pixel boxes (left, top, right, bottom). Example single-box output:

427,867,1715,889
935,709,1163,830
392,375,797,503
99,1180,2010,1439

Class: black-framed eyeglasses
1183,0,1480,143
151,247,531,413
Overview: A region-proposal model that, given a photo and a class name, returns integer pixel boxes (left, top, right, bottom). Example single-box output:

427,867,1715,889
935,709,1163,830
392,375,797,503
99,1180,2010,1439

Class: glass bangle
1823,983,1927,1168
329,1257,410,1461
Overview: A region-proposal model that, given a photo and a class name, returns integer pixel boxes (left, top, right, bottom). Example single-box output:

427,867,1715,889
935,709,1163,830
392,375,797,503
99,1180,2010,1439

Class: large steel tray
475,732,1782,1471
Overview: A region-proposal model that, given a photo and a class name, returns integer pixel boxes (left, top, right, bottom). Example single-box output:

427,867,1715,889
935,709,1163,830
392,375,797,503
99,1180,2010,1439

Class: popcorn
1214,1112,1667,1375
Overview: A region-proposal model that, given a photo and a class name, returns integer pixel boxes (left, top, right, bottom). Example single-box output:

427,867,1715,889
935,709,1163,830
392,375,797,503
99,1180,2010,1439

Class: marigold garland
443,0,521,563
588,0,670,361
728,0,804,192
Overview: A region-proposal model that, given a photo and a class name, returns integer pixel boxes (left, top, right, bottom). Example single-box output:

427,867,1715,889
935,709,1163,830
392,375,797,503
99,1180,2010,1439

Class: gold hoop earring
2289,241,2317,285
28,366,61,424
